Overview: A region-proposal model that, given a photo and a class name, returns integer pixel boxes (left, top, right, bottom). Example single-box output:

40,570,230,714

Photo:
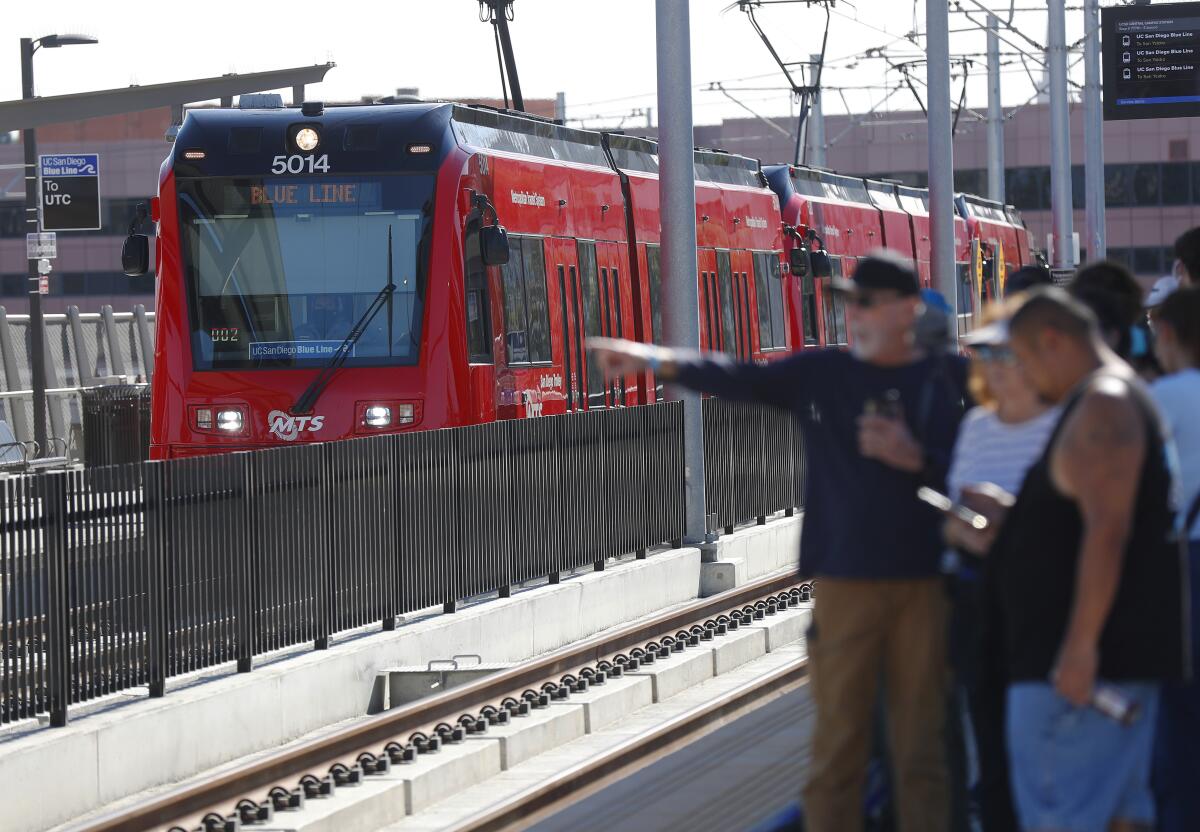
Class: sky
4,1,1094,130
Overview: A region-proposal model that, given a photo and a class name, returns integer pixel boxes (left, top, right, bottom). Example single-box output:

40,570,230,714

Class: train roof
763,164,873,204
174,101,769,188
957,192,1012,224
172,103,457,175
602,133,766,188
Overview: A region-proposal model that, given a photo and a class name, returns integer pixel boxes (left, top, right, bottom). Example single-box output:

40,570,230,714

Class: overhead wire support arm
736,0,834,166
479,0,524,112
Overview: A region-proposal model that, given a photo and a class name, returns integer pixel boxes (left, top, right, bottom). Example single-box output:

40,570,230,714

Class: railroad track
75,572,811,832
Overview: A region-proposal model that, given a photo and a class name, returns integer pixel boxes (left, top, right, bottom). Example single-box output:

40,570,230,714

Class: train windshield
177,175,434,370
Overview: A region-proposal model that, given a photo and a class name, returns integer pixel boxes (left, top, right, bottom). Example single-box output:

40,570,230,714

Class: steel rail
449,654,808,832
76,569,803,832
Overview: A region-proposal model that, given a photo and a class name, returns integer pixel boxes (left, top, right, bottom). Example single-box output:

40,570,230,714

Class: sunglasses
970,344,1018,365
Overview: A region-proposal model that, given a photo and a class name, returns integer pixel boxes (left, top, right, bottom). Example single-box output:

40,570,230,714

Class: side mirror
122,234,150,277
809,248,833,280
480,224,510,266
789,246,810,277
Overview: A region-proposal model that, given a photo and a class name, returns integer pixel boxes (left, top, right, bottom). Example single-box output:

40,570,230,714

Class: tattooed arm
1049,378,1146,705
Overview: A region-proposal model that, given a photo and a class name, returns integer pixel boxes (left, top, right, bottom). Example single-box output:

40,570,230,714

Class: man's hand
586,337,676,377
857,413,923,472
1052,639,1099,707
943,483,1014,555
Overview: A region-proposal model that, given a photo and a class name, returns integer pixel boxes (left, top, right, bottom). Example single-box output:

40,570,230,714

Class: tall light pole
656,0,706,545
986,15,1005,203
927,0,958,346
1083,0,1106,260
1047,0,1075,269
20,33,97,458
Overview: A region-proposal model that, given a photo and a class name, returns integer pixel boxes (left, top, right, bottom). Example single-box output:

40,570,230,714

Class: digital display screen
1103,2,1200,120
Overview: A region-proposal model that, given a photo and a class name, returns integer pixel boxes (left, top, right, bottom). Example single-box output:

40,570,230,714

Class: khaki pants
802,577,950,832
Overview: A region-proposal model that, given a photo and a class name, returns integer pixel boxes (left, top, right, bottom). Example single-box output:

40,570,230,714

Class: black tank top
989,368,1188,682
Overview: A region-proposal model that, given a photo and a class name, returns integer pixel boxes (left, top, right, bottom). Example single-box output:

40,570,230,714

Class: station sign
39,153,101,231
26,231,57,260
1102,2,1200,121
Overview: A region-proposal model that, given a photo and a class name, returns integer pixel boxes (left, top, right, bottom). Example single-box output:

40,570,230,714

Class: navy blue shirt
675,349,969,579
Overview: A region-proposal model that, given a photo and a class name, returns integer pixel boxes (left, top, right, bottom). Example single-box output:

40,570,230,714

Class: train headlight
216,409,245,432
294,127,320,152
195,408,213,430
364,405,391,427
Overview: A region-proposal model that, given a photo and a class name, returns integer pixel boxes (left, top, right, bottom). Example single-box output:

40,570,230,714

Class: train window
801,272,818,346
612,268,625,338
739,272,753,357
464,217,493,363
700,271,713,349
521,238,552,363
717,253,737,357
766,254,786,351
752,255,774,348
751,252,787,351
830,259,848,345
646,245,663,345
577,241,606,406
501,237,531,363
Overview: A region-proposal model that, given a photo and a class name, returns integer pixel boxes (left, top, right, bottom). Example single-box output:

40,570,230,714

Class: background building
672,101,1200,281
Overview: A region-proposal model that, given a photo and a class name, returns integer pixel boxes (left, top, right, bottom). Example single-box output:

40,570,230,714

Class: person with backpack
1148,286,1200,831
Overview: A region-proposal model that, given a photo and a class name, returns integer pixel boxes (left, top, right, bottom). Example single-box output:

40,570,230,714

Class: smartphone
917,486,989,530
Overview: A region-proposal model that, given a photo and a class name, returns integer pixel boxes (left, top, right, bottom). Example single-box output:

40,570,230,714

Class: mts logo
267,410,325,442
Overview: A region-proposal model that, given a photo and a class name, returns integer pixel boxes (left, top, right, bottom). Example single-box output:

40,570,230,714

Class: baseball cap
830,249,920,296
1145,275,1179,308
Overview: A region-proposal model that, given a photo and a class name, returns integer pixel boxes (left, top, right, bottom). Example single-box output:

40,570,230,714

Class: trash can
81,385,151,466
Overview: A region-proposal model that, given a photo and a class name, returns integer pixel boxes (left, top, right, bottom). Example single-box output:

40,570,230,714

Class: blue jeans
1006,681,1159,832
1153,538,1200,831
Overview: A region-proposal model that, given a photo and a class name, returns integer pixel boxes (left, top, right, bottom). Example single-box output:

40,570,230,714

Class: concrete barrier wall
2,513,801,832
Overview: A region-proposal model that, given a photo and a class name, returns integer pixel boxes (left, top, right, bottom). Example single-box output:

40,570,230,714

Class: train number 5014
271,154,331,174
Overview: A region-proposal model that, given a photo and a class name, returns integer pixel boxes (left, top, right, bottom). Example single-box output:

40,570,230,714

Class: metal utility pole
1048,0,1075,269
18,34,96,459
21,38,48,459
807,54,827,167
554,91,565,122
986,15,1005,203
655,0,706,545
927,0,958,345
1083,0,1106,260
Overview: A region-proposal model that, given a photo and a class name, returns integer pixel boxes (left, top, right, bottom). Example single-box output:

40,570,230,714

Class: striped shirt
947,406,1060,505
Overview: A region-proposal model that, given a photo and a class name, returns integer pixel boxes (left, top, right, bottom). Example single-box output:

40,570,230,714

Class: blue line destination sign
39,153,101,231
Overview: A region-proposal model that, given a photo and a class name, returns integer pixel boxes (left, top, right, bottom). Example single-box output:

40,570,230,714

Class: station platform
530,683,813,832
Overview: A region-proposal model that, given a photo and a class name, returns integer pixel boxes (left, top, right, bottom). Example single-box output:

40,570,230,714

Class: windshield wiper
290,227,396,416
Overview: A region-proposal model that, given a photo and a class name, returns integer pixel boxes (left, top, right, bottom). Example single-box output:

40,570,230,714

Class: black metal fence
1,404,694,725
1,400,803,727
703,399,806,533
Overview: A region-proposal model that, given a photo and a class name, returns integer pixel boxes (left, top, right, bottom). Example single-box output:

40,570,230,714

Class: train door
496,234,554,419
464,211,500,422
728,250,756,357
576,240,608,409
697,249,719,352
547,238,584,413
596,241,628,406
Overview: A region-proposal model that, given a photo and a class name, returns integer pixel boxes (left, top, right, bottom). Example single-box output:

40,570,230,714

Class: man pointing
591,250,967,832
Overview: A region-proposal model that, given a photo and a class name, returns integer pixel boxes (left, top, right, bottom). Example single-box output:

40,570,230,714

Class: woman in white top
943,314,1059,832
1148,286,1200,832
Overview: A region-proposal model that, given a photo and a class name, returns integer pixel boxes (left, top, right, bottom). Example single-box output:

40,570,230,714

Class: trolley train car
126,101,1034,458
